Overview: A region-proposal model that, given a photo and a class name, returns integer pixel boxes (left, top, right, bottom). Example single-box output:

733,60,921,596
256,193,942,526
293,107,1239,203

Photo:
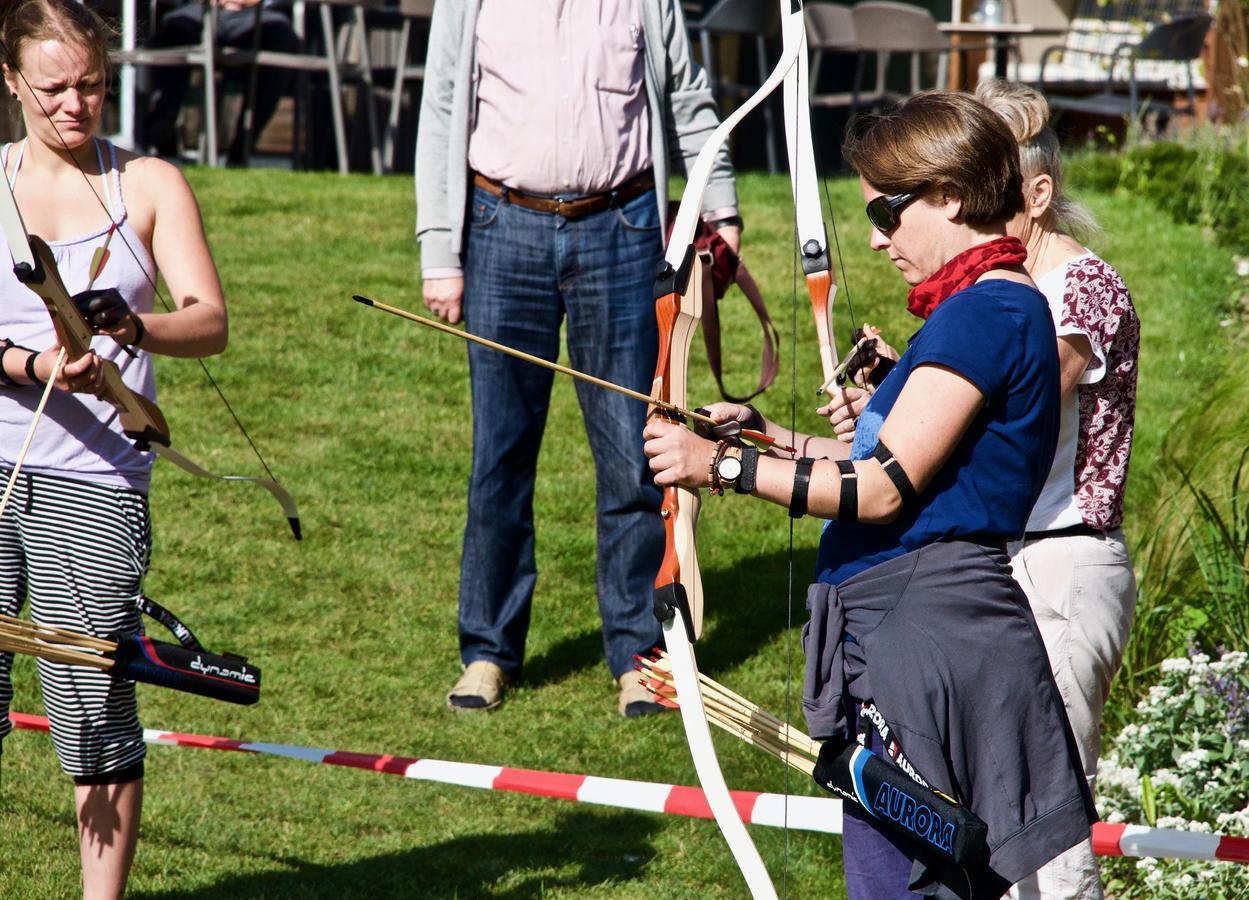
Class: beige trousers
1007,529,1137,900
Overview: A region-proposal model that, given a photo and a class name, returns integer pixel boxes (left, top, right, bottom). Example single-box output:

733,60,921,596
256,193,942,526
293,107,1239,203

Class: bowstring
822,175,859,340
0,39,286,486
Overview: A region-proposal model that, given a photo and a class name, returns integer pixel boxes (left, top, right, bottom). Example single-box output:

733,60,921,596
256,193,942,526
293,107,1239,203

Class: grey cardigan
414,0,738,272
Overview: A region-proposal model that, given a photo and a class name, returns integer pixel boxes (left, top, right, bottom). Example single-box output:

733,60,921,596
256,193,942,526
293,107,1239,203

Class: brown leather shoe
618,672,669,718
447,661,508,711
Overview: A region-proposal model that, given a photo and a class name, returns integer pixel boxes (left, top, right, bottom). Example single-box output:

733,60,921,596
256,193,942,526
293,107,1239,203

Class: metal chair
689,0,781,173
110,0,229,166
806,3,867,110
380,0,435,173
245,0,385,174
1039,12,1212,126
112,0,383,173
851,1,994,101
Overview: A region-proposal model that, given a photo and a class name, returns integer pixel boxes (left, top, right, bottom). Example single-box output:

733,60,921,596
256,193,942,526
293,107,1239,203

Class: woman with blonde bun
975,78,1140,900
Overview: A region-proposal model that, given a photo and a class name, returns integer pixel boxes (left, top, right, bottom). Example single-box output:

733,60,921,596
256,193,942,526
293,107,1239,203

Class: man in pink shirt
416,0,741,715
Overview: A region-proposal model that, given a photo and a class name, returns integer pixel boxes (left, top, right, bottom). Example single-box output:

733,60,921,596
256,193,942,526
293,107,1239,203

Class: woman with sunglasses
643,90,1094,898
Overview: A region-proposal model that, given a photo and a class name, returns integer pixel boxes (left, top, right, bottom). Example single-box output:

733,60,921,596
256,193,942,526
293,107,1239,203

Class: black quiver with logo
813,738,989,868
107,633,260,705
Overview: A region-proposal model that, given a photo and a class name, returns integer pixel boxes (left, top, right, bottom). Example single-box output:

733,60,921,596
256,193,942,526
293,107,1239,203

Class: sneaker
618,671,670,718
446,661,508,711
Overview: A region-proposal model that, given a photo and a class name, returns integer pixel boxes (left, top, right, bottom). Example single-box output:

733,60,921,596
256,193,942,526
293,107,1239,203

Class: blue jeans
458,185,665,680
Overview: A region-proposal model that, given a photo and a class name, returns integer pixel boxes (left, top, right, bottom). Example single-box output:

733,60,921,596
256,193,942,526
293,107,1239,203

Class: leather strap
835,458,858,523
871,440,918,508
789,457,815,519
472,170,655,220
701,256,780,403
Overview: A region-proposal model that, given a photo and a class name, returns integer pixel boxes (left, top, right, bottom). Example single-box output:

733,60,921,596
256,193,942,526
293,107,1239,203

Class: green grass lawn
0,169,1241,898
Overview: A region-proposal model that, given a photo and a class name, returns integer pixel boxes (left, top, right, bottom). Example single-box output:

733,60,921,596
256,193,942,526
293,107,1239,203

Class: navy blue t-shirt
815,278,1060,585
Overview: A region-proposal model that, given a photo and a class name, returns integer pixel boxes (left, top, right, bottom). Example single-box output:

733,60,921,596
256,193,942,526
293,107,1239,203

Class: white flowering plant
1097,649,1249,898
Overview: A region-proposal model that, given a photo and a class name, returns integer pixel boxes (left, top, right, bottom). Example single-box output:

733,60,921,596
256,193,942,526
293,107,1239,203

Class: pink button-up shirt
468,0,652,196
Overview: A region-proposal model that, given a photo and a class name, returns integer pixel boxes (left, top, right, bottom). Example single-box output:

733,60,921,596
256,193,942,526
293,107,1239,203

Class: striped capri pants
0,470,151,780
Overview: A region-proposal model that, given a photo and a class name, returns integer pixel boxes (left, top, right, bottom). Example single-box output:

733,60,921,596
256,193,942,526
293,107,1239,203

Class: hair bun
974,78,1050,145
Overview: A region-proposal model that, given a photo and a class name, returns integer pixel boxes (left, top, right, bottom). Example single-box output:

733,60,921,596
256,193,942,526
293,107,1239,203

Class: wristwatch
716,449,743,489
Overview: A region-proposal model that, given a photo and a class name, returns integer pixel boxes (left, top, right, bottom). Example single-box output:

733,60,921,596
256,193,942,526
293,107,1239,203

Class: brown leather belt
471,170,655,220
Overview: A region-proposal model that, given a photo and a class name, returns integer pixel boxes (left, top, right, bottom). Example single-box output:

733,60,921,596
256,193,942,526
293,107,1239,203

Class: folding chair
689,0,782,173
381,0,435,173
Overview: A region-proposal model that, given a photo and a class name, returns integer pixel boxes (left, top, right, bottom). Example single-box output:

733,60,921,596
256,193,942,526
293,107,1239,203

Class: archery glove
72,288,132,332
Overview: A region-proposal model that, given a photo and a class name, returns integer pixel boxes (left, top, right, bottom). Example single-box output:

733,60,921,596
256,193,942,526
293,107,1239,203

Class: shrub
1068,138,1249,251
1098,650,1249,899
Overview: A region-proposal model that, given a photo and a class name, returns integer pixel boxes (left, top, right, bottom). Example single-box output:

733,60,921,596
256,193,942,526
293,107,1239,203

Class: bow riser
21,236,172,447
643,7,808,896
651,253,705,644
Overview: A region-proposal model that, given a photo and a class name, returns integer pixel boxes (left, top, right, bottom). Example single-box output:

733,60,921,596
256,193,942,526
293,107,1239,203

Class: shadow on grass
132,809,661,899
523,546,817,686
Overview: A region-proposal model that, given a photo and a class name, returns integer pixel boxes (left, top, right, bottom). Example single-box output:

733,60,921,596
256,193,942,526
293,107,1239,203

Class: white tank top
0,139,158,491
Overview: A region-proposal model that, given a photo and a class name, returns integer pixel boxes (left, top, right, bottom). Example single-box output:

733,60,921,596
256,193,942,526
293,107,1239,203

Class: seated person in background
145,0,297,163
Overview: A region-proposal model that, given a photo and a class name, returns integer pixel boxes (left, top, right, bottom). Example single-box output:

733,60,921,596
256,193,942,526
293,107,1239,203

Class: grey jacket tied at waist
802,540,1097,894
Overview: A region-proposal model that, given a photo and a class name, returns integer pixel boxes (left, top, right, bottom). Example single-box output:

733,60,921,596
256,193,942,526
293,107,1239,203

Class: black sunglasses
865,192,919,233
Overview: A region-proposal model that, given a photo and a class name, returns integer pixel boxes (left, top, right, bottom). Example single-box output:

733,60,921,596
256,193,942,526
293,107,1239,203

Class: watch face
718,455,743,481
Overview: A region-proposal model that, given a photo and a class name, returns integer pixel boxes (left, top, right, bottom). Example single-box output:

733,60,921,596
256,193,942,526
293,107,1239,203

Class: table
938,22,1067,79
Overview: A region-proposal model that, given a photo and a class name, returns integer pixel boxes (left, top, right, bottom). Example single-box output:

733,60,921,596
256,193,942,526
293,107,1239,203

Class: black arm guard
108,634,261,706
813,739,989,868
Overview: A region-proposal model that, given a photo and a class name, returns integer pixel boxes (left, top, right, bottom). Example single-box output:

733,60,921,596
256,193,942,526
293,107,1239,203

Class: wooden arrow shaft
354,295,719,428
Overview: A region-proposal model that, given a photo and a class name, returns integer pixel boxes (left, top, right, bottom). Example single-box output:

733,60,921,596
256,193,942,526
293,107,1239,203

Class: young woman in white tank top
0,2,229,896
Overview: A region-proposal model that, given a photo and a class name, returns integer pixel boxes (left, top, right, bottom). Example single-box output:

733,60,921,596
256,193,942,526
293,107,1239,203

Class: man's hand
423,277,464,324
715,224,741,255
218,0,263,11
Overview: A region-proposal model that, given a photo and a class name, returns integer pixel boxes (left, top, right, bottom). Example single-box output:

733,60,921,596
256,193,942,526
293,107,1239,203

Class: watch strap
735,445,758,495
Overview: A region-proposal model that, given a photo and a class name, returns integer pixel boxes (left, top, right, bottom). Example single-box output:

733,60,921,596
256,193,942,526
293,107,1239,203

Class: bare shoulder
114,151,204,240
117,151,198,204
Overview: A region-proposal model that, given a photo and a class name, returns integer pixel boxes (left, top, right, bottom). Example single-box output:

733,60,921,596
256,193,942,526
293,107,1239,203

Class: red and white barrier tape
1093,822,1249,863
7,712,839,833
10,713,1249,863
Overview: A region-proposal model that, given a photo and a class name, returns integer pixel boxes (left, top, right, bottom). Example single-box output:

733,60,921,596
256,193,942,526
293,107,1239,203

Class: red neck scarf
906,236,1029,320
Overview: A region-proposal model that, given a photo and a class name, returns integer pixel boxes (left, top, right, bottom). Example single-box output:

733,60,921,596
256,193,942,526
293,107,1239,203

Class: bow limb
663,8,807,260
0,176,302,539
781,0,840,392
647,10,807,897
652,255,777,900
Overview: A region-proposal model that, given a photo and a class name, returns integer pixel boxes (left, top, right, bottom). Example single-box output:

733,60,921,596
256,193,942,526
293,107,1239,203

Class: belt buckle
555,197,566,217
